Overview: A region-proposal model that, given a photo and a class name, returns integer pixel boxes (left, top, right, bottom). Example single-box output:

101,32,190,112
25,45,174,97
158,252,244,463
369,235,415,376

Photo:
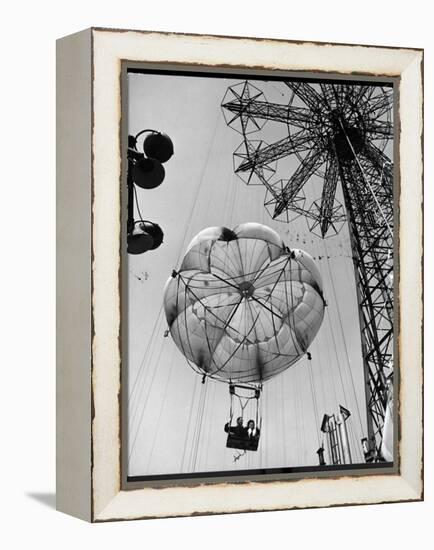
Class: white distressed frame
57,28,423,522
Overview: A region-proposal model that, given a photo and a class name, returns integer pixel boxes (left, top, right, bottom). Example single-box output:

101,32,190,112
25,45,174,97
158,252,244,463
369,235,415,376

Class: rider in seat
246,419,260,439
224,416,247,438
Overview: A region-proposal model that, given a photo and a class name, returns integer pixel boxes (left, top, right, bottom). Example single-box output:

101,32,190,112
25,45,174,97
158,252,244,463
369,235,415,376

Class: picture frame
56,27,423,522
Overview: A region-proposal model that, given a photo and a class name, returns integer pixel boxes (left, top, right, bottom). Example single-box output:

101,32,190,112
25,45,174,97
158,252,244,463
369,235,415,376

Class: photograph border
120,62,399,488
56,27,423,522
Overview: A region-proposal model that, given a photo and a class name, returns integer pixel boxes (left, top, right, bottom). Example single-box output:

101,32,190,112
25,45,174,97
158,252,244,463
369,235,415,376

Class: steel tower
221,80,394,459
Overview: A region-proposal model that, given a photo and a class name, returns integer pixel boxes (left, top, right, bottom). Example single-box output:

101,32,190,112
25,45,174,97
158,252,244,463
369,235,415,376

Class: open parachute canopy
163,223,325,384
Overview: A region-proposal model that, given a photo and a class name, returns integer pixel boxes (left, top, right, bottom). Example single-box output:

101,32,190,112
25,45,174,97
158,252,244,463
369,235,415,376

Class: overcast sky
126,72,375,477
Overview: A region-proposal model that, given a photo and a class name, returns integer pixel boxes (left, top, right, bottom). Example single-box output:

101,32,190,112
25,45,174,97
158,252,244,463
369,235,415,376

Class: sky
126,72,379,477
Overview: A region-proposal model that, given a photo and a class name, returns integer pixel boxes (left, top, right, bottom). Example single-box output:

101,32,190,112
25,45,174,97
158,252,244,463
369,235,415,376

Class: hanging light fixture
132,157,165,189
127,129,173,254
143,131,174,163
127,221,164,255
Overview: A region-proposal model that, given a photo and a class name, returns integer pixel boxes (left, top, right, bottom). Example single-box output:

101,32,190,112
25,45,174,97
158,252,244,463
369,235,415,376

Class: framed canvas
56,27,423,522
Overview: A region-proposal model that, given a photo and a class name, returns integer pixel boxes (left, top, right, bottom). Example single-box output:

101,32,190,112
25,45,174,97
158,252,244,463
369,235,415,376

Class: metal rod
127,157,135,234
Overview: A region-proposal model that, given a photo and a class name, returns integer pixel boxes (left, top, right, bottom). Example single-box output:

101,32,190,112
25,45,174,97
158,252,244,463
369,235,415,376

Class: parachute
163,222,325,385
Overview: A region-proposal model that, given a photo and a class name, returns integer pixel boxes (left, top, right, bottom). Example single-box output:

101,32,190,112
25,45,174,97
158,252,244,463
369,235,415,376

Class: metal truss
222,79,394,459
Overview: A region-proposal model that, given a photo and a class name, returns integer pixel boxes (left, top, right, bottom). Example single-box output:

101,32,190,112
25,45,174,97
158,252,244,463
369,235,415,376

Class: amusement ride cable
145,346,177,471
323,239,365,436
339,119,393,239
307,358,321,449
180,375,199,472
191,380,208,472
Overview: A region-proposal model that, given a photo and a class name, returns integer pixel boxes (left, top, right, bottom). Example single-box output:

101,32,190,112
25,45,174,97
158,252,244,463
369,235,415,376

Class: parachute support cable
312,232,360,462
128,310,166,434
314,235,342,410
285,255,304,356
201,300,263,381
190,381,204,471
245,298,269,378
229,385,234,424
216,242,239,276
189,385,202,471
262,279,282,356
227,167,237,225
280,376,287,464
285,278,302,356
191,381,208,472
251,255,273,285
203,383,217,467
250,233,262,276
256,390,261,430
198,260,289,289
323,239,365,436
347,416,358,463
198,292,220,376
198,382,209,468
311,336,328,462
175,109,221,267
322,292,339,409
308,358,321,448
351,416,364,463
184,298,260,383
262,384,267,465
180,279,199,368
181,276,248,352
339,119,392,238
145,346,177,471
247,260,292,322
326,304,350,407
180,375,199,472
128,305,164,405
299,369,308,463
294,369,301,464
128,340,166,462
128,332,155,427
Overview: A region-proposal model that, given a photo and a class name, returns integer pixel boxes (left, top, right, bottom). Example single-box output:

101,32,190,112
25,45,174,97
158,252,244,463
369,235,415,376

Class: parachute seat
226,434,259,452
225,383,261,452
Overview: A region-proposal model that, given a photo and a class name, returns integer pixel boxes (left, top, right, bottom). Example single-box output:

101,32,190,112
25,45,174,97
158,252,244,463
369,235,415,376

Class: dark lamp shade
132,157,165,189
143,132,174,163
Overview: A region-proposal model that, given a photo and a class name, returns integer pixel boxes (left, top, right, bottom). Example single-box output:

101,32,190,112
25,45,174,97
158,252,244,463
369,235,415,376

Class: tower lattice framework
222,80,394,458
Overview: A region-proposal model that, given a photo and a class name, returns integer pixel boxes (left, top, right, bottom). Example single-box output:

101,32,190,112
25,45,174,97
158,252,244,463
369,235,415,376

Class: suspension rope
180,375,199,471
313,234,350,417
203,383,217,467
189,382,203,472
323,239,365,435
280,374,287,464
348,415,363,463
326,303,350,406
293,369,301,464
128,305,164,406
339,119,393,238
191,381,208,472
128,311,165,429
307,358,321,448
299,368,308,464
128,339,166,461
310,228,368,463
145,347,177,471
175,109,222,267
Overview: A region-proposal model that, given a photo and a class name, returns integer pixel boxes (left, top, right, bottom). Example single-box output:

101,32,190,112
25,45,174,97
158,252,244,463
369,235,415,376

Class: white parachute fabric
164,223,325,383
